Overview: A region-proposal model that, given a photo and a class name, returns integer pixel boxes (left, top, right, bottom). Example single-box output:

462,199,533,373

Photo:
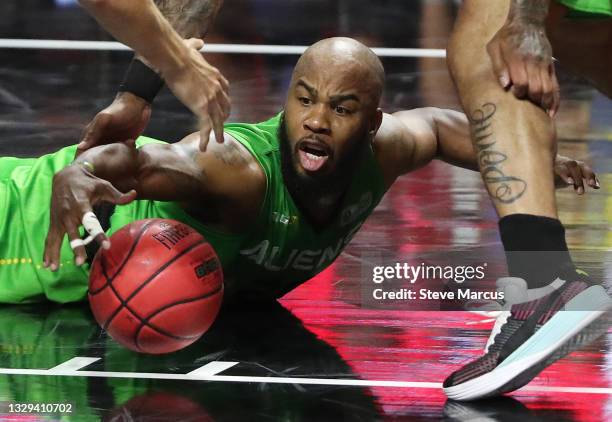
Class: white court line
522,385,612,395
187,361,239,377
0,39,446,57
48,357,100,373
0,367,440,388
0,363,610,395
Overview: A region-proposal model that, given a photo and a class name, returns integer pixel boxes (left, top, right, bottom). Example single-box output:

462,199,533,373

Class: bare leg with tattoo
443,0,611,401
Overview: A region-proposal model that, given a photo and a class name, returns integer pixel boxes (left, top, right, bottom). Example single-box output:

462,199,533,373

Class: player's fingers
567,161,585,194
217,85,231,118
540,65,555,114
555,164,572,185
116,189,137,205
525,61,543,108
66,224,87,266
219,73,230,91
508,59,529,99
210,100,226,144
487,41,510,88
77,113,110,152
80,210,111,250
199,117,212,151
44,224,65,272
97,181,137,206
77,124,96,152
549,64,561,117
579,163,599,189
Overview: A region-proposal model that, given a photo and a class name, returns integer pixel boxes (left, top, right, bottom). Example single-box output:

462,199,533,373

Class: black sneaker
443,273,611,401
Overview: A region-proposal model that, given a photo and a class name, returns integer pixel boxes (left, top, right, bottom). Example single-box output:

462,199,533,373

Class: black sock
499,214,576,288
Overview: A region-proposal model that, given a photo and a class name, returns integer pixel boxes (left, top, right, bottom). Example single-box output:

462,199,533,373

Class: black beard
278,113,368,210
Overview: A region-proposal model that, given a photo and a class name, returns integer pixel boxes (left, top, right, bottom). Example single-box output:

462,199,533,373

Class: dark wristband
118,58,164,103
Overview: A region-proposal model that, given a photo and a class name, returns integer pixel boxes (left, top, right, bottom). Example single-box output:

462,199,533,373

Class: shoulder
372,108,441,187
176,131,265,183
372,111,422,187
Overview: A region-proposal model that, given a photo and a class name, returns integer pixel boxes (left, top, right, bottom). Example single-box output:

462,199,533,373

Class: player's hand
161,38,230,151
44,164,137,271
554,155,600,194
486,21,560,117
76,92,151,155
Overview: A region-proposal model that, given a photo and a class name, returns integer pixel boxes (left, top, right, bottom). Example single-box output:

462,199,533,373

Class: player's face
283,69,379,179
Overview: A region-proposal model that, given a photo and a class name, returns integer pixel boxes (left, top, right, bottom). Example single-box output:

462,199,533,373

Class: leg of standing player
443,0,612,400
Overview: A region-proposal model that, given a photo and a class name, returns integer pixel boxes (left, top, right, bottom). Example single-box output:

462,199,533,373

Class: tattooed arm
77,0,229,152
79,0,221,74
486,0,560,116
153,0,223,39
79,0,193,74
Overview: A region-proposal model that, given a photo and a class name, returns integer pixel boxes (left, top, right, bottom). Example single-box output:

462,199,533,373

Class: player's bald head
291,37,385,106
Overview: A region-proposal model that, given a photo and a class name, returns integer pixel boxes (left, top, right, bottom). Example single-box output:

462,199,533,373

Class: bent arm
73,133,266,207
46,132,263,268
72,132,263,204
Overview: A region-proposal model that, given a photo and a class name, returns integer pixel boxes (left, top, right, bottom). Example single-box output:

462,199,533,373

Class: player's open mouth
297,140,331,172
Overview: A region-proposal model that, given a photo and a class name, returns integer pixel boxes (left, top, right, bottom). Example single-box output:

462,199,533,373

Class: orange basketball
88,219,223,354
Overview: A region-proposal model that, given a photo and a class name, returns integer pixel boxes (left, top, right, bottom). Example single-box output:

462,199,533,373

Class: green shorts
0,146,89,303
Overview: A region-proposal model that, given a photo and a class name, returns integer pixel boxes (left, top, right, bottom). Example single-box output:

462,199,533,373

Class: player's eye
299,97,312,106
335,105,350,115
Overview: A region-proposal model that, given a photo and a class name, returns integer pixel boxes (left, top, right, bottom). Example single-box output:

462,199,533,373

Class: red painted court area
281,163,612,420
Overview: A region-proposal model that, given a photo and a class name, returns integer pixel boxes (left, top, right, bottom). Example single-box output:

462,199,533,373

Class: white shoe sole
444,285,612,401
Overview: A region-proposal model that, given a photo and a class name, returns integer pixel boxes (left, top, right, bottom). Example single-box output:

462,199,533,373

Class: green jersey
558,0,612,16
0,113,386,303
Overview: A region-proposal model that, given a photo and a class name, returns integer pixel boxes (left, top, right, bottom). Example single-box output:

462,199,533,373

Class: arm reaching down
77,0,229,150
78,0,212,77
45,133,265,271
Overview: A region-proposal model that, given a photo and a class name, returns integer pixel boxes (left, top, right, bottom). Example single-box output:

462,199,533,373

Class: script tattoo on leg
471,103,527,204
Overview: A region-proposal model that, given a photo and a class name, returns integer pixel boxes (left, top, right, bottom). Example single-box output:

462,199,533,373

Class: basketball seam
88,219,155,296
133,285,223,350
101,239,207,344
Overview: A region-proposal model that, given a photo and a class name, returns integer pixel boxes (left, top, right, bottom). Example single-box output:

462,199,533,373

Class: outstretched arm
375,108,599,191
77,0,228,151
373,107,476,186
44,133,264,270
